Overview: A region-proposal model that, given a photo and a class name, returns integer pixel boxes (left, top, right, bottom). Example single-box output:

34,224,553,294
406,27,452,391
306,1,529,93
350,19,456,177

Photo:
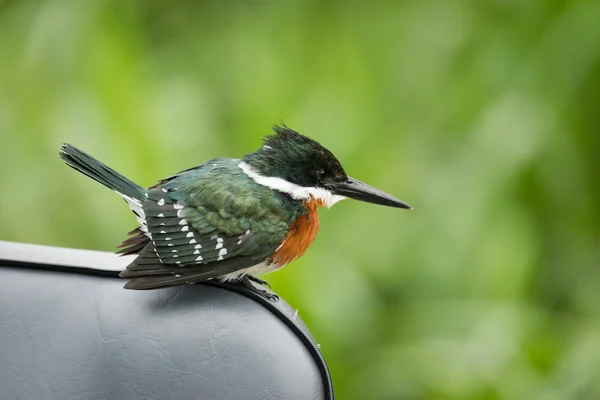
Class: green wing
120,159,299,290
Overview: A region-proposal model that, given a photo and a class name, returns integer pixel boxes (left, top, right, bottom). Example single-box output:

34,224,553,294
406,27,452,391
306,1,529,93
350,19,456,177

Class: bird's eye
317,169,325,178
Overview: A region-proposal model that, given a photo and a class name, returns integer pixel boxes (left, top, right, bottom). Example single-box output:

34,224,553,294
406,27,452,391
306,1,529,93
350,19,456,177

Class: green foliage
1,1,599,398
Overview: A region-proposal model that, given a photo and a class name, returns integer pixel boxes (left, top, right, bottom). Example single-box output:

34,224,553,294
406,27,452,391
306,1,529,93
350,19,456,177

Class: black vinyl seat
0,241,333,400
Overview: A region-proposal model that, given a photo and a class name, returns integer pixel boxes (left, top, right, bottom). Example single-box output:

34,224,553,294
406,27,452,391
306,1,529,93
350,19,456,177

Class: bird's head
241,125,412,209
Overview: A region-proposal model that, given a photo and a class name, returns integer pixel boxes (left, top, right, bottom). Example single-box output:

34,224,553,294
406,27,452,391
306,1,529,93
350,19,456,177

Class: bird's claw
260,291,279,301
239,276,278,302
247,275,271,288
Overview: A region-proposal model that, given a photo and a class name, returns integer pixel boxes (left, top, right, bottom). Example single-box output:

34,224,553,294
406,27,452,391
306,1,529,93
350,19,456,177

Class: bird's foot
239,276,278,302
246,275,271,288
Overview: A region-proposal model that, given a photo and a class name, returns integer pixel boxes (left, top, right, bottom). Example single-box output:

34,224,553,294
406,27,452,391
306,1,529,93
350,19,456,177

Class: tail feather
59,144,146,201
60,143,150,234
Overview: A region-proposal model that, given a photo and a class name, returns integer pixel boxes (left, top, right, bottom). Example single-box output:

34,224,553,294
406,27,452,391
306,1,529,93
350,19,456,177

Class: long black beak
331,177,412,209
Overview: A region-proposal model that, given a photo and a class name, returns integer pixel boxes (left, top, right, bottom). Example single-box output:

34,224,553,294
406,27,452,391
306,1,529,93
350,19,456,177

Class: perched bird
60,125,411,300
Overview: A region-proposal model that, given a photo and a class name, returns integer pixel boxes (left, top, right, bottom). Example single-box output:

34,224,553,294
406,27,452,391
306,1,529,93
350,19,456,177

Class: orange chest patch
269,199,323,266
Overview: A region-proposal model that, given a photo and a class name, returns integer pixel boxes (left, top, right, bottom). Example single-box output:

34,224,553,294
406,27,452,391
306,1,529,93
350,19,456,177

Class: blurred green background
1,1,599,399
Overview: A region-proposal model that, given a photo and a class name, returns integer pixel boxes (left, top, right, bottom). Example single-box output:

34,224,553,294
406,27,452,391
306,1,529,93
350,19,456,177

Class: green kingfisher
60,125,411,300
